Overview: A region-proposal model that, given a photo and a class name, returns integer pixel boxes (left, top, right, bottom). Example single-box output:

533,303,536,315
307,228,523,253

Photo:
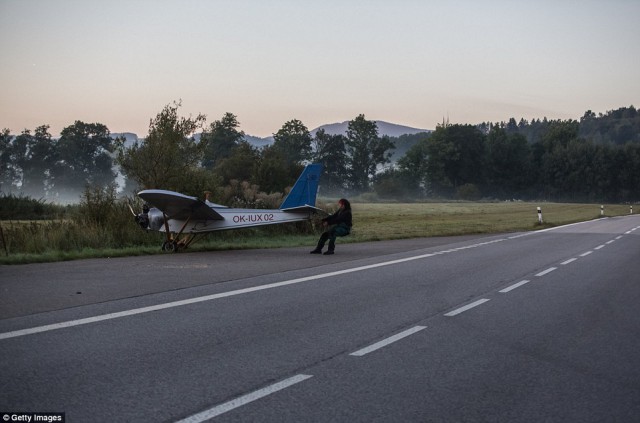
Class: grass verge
0,202,633,264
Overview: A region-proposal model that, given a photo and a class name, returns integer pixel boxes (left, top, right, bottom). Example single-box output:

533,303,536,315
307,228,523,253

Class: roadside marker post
537,207,543,224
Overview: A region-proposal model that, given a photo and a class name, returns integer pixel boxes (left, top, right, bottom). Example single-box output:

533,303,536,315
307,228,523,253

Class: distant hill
109,121,431,149
241,120,431,148
310,120,430,138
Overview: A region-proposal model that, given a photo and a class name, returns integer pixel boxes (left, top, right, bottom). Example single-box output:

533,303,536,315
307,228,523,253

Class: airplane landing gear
162,241,178,253
161,234,200,252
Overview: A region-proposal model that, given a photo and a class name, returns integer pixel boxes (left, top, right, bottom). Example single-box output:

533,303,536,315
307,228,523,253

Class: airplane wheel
162,241,178,253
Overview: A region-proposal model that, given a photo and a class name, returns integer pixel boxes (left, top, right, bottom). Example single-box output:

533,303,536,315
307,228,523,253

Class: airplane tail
279,163,323,211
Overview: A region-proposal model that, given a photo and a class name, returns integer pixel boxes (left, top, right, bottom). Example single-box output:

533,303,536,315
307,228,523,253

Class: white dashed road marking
535,267,557,277
444,299,491,316
350,326,427,357
499,280,530,293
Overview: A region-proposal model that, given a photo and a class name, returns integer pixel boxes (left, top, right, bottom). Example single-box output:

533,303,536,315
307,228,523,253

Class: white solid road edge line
0,239,509,341
0,254,438,340
444,299,490,317
350,326,427,357
174,374,313,423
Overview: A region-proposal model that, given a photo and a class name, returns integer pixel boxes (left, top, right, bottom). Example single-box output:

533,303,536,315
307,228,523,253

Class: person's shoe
310,249,322,254
323,251,334,255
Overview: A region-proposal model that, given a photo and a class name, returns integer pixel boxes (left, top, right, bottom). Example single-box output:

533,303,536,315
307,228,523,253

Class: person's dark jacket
323,208,352,228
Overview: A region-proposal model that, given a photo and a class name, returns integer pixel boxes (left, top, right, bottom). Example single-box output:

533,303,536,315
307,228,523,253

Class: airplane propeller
127,202,137,217
127,201,151,229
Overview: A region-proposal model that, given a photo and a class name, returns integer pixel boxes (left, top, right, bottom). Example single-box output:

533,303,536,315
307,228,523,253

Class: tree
25,126,56,198
425,124,486,197
50,121,115,200
252,145,301,194
485,127,532,198
117,102,209,194
564,140,595,201
541,120,579,150
618,143,640,201
505,117,518,134
0,126,56,198
373,168,422,200
391,132,430,162
201,112,245,169
214,141,260,184
0,128,16,193
312,129,348,194
397,136,431,197
591,143,617,201
539,142,570,200
345,114,394,192
272,119,312,166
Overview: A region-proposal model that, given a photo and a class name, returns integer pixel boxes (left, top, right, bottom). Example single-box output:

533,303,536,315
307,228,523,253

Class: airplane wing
138,189,225,221
280,204,325,214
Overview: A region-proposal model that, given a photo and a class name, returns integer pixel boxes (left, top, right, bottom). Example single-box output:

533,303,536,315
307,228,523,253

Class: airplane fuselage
150,208,313,233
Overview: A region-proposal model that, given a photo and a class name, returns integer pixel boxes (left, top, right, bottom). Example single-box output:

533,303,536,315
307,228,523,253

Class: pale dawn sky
1,0,638,138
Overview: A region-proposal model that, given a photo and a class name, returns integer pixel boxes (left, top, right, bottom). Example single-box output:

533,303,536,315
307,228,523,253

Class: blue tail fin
279,163,323,210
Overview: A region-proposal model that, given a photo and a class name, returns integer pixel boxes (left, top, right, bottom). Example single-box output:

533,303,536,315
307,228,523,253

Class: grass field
0,202,634,264
349,202,632,241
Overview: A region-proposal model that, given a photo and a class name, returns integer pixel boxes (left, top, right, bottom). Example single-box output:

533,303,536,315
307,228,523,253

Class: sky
1,0,639,138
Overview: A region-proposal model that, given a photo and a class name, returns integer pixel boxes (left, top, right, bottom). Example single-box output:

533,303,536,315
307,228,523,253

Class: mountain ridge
310,120,430,138
113,120,431,148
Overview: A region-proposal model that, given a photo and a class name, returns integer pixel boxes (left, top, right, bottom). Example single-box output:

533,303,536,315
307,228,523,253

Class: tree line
1,103,639,204
386,115,640,202
0,122,115,203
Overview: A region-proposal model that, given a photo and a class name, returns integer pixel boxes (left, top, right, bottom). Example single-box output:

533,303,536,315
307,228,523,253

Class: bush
457,184,482,201
217,180,283,209
0,193,65,220
77,184,119,226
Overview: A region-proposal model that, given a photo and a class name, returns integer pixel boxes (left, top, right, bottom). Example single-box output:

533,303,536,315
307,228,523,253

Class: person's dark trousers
312,225,350,253
314,231,330,251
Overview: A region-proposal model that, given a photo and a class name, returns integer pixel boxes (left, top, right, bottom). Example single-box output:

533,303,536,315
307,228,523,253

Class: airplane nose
135,213,149,229
147,208,165,231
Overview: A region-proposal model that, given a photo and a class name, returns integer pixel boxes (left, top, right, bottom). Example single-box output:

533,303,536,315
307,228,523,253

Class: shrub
0,193,65,220
457,184,482,201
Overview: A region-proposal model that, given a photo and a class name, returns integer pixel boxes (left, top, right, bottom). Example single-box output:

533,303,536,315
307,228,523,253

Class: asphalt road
1,216,639,422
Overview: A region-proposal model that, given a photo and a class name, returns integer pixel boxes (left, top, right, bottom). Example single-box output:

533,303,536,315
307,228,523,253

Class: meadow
0,200,633,265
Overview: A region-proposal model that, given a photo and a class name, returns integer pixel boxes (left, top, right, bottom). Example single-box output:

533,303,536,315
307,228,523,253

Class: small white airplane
131,163,323,252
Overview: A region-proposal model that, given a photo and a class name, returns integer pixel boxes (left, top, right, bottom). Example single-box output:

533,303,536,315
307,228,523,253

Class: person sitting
310,198,352,255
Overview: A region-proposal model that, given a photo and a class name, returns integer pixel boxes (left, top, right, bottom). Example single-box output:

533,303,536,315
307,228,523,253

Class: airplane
131,163,323,252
